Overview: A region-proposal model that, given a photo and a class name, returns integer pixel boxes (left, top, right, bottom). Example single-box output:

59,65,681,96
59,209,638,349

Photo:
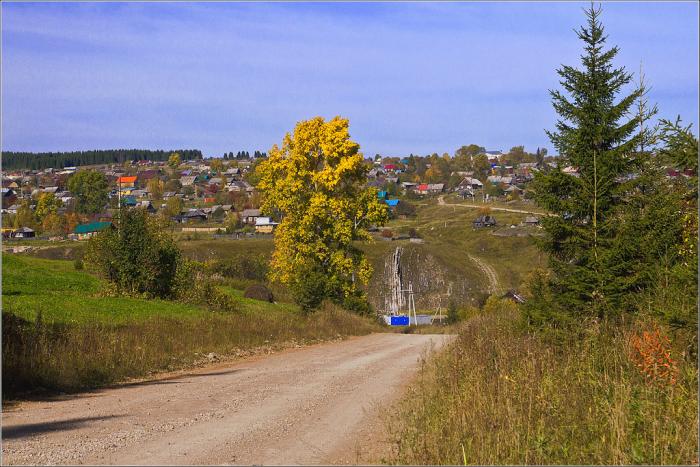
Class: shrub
174,260,238,312
210,254,268,281
381,229,394,239
73,258,84,270
395,200,417,218
446,300,459,324
85,208,181,299
243,284,274,303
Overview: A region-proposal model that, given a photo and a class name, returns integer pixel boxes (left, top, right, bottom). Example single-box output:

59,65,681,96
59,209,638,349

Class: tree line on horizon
2,149,204,171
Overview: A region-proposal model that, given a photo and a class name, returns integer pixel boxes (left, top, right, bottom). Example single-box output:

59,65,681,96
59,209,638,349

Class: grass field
2,254,380,398
386,305,699,465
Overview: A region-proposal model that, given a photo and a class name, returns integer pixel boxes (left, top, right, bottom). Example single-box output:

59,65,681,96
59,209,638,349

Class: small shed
473,215,497,228
523,216,540,226
13,227,36,239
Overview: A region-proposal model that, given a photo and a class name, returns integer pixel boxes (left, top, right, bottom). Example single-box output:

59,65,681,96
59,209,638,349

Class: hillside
2,254,378,397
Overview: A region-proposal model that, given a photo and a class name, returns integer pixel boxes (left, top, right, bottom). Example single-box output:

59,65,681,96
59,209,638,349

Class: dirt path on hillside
2,333,451,466
468,254,500,294
437,195,547,215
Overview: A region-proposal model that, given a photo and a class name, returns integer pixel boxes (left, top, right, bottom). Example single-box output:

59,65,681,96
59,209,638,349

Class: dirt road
2,333,451,465
468,254,500,294
437,195,547,215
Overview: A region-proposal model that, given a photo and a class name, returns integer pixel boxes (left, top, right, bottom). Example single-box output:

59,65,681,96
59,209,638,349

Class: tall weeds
386,306,698,465
2,303,378,398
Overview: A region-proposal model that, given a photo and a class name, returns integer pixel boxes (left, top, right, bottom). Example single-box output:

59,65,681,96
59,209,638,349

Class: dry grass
385,304,698,465
2,302,379,399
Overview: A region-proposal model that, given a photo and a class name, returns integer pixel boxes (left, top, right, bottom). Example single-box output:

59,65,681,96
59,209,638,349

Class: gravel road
2,333,451,465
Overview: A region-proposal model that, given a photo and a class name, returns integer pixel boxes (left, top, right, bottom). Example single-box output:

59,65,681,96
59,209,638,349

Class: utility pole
400,282,418,326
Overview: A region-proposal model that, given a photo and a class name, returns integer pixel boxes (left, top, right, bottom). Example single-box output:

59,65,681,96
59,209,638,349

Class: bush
290,268,328,313
73,258,84,270
174,260,238,312
446,301,459,324
243,284,274,302
85,208,181,299
381,229,394,239
210,254,268,281
395,200,417,218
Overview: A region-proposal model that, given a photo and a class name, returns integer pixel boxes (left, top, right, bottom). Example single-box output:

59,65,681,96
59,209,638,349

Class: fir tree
527,4,644,322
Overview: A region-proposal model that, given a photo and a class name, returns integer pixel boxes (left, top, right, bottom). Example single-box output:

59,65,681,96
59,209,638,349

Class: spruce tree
528,4,644,323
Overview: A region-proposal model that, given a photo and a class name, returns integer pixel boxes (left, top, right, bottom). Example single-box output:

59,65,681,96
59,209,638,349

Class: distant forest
2,149,203,171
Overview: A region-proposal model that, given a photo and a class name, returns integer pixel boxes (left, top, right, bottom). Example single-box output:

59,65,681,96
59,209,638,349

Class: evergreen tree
527,4,644,323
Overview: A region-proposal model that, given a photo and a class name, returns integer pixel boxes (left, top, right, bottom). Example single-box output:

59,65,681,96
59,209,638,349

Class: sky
2,1,698,158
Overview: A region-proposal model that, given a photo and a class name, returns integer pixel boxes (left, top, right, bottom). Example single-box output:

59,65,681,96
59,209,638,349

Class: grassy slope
10,194,546,318
175,198,544,311
3,255,211,324
2,254,379,396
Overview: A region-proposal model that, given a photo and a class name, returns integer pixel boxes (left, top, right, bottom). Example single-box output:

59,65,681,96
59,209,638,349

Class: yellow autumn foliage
255,116,388,308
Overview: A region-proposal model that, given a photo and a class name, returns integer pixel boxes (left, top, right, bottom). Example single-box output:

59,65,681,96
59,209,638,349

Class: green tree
67,171,109,215
472,154,492,181
255,116,388,312
526,4,644,322
164,196,183,218
13,200,36,229
147,178,164,201
85,207,181,298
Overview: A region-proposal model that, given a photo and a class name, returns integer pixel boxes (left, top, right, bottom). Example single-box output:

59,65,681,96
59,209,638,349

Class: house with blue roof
121,195,137,207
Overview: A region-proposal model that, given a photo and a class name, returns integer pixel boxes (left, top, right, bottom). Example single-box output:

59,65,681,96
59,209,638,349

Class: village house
254,216,279,234
13,227,36,239
136,200,156,213
473,215,497,228
173,209,208,224
240,208,261,225
416,183,445,195
523,216,540,226
180,175,198,186
117,176,137,188
74,221,113,240
456,177,483,191
2,188,17,207
487,175,514,185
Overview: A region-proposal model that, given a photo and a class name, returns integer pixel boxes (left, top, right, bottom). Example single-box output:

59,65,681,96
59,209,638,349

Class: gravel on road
2,332,451,465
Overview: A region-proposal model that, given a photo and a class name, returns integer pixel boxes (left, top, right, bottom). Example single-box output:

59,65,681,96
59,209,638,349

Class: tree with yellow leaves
256,116,388,312
147,178,165,201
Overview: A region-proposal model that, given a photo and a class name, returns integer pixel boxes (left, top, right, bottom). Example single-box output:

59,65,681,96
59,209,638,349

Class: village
1,147,568,241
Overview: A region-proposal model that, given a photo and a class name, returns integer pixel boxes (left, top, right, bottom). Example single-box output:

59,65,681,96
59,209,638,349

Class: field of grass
2,254,380,398
385,304,698,465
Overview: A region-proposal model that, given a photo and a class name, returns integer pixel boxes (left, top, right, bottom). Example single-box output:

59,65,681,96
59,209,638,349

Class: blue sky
2,1,698,157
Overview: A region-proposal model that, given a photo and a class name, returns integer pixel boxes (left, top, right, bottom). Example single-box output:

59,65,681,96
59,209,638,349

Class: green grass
2,254,381,398
2,255,211,325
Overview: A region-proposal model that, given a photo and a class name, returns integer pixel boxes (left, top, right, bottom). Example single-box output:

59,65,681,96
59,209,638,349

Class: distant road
437,196,549,215
2,333,452,466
